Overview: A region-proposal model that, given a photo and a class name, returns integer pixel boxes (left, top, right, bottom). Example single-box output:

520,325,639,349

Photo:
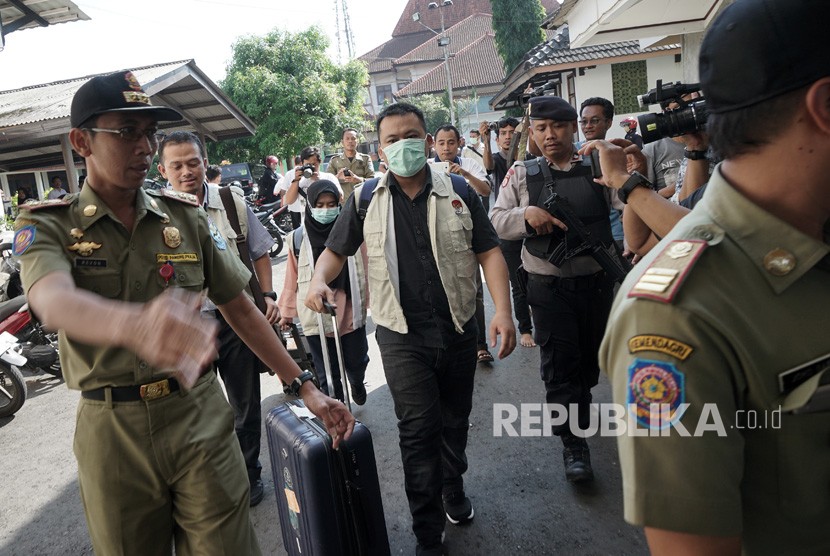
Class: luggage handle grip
322,300,337,317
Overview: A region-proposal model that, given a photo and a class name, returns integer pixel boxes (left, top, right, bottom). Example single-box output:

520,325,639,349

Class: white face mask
469,137,479,146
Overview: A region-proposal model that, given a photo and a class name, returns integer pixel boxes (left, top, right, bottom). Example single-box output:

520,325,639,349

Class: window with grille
612,61,648,114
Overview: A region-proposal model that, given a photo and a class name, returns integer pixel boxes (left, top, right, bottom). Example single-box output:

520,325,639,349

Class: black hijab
304,180,350,297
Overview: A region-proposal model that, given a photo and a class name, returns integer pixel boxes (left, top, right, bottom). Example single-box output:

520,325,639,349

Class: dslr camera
636,80,708,144
299,164,316,178
519,78,559,106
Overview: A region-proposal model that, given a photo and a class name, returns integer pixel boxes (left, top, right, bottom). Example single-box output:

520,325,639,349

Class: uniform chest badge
68,241,102,257
452,199,463,215
163,227,182,249
70,228,84,239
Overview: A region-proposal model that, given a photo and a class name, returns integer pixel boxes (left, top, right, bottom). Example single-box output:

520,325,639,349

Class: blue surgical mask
311,206,340,224
382,138,427,177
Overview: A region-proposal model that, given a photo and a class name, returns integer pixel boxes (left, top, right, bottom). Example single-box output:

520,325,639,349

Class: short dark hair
469,129,480,137
376,103,427,135
497,117,519,130
206,165,222,182
300,146,321,163
707,85,807,160
580,97,614,120
158,131,205,165
434,124,460,141
342,127,359,138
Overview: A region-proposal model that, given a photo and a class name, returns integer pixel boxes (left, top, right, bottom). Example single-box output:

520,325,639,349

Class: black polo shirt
326,171,500,348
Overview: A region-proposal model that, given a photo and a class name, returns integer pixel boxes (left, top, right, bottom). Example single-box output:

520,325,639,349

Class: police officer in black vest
491,96,624,483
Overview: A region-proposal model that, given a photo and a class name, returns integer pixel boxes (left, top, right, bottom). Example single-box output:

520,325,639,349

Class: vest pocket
156,262,205,292
447,216,473,252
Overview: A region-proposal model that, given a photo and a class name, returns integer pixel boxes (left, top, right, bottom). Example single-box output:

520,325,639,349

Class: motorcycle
250,198,293,258
0,243,61,377
0,316,29,418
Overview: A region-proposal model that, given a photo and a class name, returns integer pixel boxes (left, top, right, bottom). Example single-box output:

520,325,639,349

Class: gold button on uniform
763,248,796,276
83,205,97,217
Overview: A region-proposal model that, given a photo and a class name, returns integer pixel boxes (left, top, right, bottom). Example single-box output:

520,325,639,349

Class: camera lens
637,99,708,144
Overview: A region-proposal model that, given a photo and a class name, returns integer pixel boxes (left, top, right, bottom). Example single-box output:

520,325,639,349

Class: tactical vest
523,157,613,266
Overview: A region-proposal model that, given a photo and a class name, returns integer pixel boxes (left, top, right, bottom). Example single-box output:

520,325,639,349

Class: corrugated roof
0,60,256,173
390,0,560,37
0,62,185,128
395,13,493,66
0,0,89,38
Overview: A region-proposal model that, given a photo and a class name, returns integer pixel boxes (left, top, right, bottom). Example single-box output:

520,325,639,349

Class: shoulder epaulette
18,197,74,211
158,188,200,206
629,239,708,303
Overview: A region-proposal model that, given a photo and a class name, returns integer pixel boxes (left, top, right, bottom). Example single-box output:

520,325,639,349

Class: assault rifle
543,191,632,283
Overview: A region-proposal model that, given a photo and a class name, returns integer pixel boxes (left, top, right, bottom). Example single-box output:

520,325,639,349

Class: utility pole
412,0,456,125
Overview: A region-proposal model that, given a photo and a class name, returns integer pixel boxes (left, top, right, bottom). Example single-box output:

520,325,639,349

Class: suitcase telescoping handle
321,301,353,412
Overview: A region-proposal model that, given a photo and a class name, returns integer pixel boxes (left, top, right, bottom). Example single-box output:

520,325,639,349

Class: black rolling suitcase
266,401,391,555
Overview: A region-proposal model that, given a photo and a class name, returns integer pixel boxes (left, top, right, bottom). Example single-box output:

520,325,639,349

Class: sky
0,0,411,91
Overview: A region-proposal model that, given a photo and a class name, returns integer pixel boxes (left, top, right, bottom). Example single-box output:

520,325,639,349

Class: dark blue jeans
379,334,477,547
306,326,369,401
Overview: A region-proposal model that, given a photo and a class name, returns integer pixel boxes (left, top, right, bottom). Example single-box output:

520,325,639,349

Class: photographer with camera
479,117,537,349
491,96,624,483
595,1,830,553
623,85,715,255
277,146,341,229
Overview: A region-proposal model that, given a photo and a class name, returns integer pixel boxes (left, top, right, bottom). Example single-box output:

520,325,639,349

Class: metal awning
553,0,724,48
0,0,89,49
0,60,256,174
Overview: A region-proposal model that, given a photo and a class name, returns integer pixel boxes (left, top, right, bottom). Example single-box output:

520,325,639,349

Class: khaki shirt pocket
156,262,205,292
73,269,122,298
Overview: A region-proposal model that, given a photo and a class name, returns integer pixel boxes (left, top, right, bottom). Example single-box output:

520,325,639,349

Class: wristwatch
684,149,708,160
617,171,653,204
288,370,316,397
263,291,277,301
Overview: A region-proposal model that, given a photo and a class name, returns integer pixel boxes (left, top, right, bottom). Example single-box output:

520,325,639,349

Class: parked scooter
251,198,293,258
0,316,29,418
0,243,61,377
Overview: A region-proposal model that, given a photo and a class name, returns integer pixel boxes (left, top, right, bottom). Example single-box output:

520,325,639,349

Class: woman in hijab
278,180,370,404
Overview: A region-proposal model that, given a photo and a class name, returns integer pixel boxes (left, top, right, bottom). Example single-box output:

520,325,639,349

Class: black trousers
379,333,477,547
215,313,262,483
526,272,614,436
306,326,369,401
500,239,533,334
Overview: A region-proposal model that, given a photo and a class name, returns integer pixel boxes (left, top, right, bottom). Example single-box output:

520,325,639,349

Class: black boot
562,436,594,483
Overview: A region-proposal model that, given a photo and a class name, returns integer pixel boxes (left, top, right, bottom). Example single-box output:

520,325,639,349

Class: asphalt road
0,246,647,555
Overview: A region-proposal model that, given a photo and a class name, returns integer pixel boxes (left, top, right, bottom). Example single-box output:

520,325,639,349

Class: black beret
700,0,829,114
71,70,182,128
527,96,578,121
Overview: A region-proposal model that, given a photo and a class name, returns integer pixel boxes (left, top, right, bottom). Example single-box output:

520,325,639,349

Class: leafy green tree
209,26,368,164
403,94,451,136
490,0,546,74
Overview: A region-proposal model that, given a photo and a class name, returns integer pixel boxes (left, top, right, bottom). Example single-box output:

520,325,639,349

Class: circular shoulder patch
12,225,36,256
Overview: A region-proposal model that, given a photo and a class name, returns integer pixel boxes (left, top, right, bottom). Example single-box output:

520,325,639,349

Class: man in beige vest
306,103,516,556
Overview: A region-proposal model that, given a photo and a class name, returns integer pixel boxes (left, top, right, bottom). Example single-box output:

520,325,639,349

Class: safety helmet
620,117,638,130
265,155,279,166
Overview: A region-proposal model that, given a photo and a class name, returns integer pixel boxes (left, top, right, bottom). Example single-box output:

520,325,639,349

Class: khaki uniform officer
15,70,354,556
595,1,830,554
328,128,376,200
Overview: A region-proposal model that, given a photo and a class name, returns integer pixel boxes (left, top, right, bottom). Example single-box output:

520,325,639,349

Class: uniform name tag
156,253,198,263
75,258,107,268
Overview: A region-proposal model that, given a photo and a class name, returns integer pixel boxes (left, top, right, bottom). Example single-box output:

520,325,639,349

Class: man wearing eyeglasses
12,70,354,555
578,97,614,143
